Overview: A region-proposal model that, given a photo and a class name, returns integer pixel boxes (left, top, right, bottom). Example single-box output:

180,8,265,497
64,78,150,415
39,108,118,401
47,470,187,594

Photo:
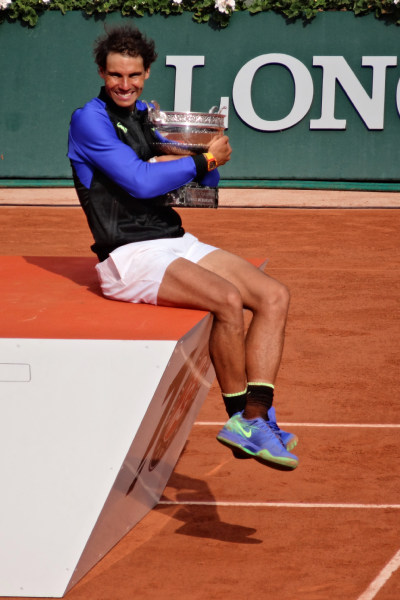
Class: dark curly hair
94,25,158,71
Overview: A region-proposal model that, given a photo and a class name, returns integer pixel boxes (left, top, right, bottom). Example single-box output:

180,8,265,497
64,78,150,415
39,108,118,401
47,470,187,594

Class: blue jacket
68,87,219,261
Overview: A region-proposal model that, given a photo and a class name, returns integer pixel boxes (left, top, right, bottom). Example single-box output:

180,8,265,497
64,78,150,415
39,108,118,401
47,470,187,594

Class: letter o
396,77,400,118
232,53,314,131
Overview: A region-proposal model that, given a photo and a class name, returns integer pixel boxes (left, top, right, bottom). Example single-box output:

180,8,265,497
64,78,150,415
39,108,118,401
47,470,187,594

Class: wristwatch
204,152,218,171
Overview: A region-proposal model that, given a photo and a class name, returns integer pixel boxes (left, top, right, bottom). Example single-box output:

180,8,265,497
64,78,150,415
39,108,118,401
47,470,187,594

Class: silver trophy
147,101,226,208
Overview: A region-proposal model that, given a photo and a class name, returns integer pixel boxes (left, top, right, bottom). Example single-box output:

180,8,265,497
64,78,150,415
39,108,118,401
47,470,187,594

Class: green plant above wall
1,0,400,29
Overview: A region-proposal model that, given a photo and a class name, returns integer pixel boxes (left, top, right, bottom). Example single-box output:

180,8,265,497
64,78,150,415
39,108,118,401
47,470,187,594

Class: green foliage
1,0,400,28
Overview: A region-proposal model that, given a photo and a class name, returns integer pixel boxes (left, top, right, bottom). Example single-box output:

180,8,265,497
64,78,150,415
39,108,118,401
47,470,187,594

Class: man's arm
149,135,231,189
68,102,216,199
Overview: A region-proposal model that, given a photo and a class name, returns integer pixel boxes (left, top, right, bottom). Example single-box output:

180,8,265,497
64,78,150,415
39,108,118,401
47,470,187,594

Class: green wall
0,11,399,183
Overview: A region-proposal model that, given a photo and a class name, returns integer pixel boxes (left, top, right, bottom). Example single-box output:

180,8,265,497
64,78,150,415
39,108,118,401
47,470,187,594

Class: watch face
208,159,217,171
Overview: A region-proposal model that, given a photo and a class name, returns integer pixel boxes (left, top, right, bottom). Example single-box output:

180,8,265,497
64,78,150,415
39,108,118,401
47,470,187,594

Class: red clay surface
1,204,400,599
0,255,208,340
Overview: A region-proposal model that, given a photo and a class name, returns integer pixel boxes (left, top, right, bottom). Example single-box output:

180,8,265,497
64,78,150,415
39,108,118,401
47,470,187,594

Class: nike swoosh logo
236,422,252,438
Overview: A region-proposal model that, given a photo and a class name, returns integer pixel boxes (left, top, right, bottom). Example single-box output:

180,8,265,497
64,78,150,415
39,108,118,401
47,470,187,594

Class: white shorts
95,233,218,305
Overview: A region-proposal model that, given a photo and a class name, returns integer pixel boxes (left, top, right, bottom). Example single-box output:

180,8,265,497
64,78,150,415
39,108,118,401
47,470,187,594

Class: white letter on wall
166,56,205,112
396,77,400,117
232,53,314,131
310,56,397,130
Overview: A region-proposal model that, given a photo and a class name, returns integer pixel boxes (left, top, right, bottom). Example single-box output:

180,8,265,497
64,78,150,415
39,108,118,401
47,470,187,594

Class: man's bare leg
157,251,298,468
197,249,298,458
156,256,247,394
197,249,290,384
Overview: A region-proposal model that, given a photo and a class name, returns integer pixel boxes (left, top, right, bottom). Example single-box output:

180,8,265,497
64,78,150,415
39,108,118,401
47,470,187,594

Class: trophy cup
147,102,226,208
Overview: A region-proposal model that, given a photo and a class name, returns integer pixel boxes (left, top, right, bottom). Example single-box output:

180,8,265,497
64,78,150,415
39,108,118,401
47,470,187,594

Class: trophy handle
209,105,227,114
148,100,168,124
150,99,160,113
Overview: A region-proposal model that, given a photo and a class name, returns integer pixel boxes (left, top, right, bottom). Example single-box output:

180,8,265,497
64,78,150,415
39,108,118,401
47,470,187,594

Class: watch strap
204,152,218,171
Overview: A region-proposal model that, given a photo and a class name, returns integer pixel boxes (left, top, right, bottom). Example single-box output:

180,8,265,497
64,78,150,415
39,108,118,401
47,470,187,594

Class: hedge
1,0,400,31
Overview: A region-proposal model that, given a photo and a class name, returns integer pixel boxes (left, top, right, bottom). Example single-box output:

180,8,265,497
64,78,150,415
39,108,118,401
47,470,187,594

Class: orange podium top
0,256,209,341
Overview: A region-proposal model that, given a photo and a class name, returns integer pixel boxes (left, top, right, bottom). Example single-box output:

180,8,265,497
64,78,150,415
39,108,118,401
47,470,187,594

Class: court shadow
23,255,103,297
156,471,262,545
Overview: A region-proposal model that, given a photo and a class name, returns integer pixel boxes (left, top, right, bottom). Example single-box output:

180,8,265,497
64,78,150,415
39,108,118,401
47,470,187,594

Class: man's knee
214,282,244,322
275,282,290,309
262,280,290,318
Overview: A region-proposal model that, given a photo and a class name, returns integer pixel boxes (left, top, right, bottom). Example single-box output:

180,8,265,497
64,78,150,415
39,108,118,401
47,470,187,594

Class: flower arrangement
1,0,400,28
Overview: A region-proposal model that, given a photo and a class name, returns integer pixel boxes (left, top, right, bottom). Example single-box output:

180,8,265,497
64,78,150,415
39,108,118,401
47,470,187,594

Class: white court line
160,501,400,596
356,548,400,600
195,422,400,428
158,501,400,509
190,420,400,595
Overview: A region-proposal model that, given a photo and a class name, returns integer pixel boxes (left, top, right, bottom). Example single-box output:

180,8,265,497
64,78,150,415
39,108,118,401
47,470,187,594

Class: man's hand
208,135,232,166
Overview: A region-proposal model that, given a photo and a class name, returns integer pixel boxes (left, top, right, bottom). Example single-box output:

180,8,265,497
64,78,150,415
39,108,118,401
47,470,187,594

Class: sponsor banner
0,11,399,181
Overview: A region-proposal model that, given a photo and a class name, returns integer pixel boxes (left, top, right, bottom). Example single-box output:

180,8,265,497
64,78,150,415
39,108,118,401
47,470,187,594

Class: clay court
1,188,400,600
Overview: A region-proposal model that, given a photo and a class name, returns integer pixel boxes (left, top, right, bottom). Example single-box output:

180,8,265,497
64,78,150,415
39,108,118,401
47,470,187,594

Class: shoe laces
265,418,285,446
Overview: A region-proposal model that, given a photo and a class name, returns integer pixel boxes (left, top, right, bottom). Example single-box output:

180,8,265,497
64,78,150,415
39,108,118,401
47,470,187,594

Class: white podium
0,256,214,597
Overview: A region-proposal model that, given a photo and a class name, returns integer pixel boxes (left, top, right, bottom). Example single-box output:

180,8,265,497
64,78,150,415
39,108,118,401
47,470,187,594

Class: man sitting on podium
68,24,299,470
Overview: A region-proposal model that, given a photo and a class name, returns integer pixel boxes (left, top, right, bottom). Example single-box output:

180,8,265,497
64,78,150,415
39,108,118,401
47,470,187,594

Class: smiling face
99,52,150,111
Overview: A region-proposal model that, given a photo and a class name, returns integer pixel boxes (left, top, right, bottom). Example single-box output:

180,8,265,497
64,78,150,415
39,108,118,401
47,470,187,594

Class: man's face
99,52,150,110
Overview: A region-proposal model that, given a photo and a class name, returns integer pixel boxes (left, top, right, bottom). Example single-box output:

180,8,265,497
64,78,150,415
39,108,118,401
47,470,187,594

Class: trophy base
163,184,218,208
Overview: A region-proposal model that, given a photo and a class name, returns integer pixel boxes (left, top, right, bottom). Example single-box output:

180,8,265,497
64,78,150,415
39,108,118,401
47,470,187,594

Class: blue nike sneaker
217,412,298,469
267,406,298,452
